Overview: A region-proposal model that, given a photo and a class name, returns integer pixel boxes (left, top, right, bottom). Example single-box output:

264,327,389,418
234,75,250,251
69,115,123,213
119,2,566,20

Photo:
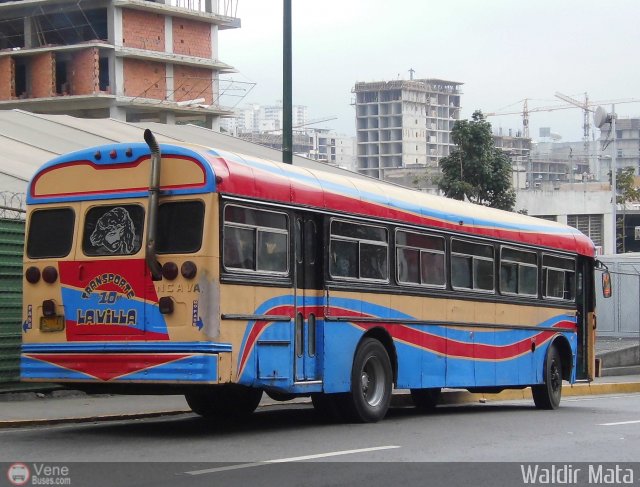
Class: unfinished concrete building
0,0,239,128
352,79,462,179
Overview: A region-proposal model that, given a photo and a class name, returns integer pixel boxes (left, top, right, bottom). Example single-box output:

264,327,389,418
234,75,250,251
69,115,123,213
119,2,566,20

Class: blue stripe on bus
21,342,232,353
21,355,95,381
20,354,219,383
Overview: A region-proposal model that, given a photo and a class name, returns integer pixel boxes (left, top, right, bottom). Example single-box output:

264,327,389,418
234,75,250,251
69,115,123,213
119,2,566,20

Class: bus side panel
473,328,496,387
322,321,362,393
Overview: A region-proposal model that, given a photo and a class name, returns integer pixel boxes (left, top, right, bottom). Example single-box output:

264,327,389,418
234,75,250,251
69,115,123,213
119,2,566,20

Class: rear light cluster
42,299,56,317
25,266,58,284
161,261,197,280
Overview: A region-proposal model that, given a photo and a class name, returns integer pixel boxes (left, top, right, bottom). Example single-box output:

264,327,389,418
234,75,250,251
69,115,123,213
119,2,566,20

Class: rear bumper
21,342,230,384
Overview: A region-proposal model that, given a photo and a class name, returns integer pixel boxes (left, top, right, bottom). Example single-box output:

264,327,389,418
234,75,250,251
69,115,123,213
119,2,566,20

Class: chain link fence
0,191,26,220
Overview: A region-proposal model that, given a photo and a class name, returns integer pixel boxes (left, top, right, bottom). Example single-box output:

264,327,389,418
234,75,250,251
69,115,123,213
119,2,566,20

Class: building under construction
0,0,239,128
352,78,462,179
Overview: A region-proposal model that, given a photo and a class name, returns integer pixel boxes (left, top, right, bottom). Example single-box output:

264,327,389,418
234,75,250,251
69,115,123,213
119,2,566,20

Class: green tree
616,166,640,205
436,110,516,211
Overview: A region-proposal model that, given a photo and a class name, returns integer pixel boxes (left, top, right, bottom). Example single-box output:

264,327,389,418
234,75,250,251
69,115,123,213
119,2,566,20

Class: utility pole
611,104,617,254
282,0,293,164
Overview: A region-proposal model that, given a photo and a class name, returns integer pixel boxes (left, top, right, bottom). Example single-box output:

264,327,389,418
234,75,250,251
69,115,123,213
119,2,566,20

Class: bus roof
28,142,595,257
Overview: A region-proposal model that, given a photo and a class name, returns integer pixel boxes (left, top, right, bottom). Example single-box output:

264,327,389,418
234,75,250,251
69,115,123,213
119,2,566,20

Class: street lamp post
611,104,617,254
282,0,293,164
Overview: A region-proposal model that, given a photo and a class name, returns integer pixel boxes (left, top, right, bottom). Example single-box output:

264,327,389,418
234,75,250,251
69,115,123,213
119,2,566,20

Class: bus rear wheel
532,345,563,410
185,385,263,419
342,338,392,423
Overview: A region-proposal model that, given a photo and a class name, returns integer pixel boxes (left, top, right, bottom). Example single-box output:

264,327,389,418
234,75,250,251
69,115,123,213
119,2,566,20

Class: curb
1,382,639,429
0,410,191,429
391,381,640,407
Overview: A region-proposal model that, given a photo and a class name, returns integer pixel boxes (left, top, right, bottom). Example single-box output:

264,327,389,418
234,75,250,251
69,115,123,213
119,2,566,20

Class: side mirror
602,270,612,298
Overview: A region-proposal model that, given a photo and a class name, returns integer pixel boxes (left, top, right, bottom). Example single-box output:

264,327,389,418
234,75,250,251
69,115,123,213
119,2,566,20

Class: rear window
27,208,75,258
157,201,204,254
83,205,144,256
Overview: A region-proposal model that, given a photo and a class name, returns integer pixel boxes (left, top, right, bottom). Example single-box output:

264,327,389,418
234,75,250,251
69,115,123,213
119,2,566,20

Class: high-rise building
0,0,239,128
352,79,462,179
307,129,356,171
220,102,309,136
598,117,640,176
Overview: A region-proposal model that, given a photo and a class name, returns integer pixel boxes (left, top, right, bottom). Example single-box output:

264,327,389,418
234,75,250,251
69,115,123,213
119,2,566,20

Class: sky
219,0,640,142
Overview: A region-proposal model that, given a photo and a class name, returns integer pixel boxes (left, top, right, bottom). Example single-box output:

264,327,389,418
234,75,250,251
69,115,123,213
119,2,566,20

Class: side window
157,201,204,254
83,205,144,256
396,230,445,287
451,239,494,292
27,208,75,259
500,247,538,296
223,205,289,274
330,220,388,281
543,255,575,301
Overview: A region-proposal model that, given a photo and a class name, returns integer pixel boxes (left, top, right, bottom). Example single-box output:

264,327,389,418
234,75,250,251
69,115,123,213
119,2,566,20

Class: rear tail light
42,299,56,317
25,266,41,284
181,261,197,279
161,262,178,280
159,297,174,314
42,266,58,284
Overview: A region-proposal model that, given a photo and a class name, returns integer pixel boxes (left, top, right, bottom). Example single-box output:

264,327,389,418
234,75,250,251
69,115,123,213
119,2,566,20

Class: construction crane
554,92,591,166
486,96,640,142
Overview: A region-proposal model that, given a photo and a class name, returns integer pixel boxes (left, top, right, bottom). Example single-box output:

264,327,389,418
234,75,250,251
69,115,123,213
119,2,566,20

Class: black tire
410,387,441,411
342,338,393,423
532,345,563,410
185,385,263,419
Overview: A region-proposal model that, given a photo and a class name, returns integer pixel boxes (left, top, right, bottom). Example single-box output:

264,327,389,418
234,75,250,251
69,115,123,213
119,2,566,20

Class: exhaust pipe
143,129,163,281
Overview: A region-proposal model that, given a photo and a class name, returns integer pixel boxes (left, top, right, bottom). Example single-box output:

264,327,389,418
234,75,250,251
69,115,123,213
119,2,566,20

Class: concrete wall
172,17,212,58
69,48,100,95
173,65,213,104
123,59,166,100
122,9,165,52
516,185,613,254
30,52,55,98
0,57,15,100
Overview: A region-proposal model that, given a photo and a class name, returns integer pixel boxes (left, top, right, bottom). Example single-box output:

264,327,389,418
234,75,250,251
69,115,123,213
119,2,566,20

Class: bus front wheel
185,385,263,419
532,345,563,410
343,338,392,423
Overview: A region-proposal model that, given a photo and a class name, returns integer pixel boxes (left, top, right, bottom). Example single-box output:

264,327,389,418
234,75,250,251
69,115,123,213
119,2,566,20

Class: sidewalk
1,375,639,429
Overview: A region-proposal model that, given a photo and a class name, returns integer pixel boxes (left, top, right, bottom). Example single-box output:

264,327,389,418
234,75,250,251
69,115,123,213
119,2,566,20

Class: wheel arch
548,334,573,381
359,327,398,385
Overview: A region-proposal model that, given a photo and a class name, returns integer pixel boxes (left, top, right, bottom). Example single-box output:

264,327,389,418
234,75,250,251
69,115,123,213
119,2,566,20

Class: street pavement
1,374,639,428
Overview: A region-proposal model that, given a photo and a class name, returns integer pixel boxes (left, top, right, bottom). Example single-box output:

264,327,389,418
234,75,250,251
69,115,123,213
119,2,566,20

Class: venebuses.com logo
6,463,71,486
7,463,30,486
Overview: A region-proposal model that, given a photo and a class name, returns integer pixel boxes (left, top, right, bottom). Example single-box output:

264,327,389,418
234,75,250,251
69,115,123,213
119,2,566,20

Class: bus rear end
20,139,232,393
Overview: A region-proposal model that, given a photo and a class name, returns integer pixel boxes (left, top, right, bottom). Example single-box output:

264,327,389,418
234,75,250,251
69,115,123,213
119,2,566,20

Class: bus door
294,214,323,382
576,256,596,380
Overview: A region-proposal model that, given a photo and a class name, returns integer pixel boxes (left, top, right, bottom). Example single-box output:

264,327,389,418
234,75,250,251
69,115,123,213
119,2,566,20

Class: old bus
21,131,601,422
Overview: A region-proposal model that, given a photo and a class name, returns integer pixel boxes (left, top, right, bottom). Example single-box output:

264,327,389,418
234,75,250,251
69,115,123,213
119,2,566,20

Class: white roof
0,109,366,186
